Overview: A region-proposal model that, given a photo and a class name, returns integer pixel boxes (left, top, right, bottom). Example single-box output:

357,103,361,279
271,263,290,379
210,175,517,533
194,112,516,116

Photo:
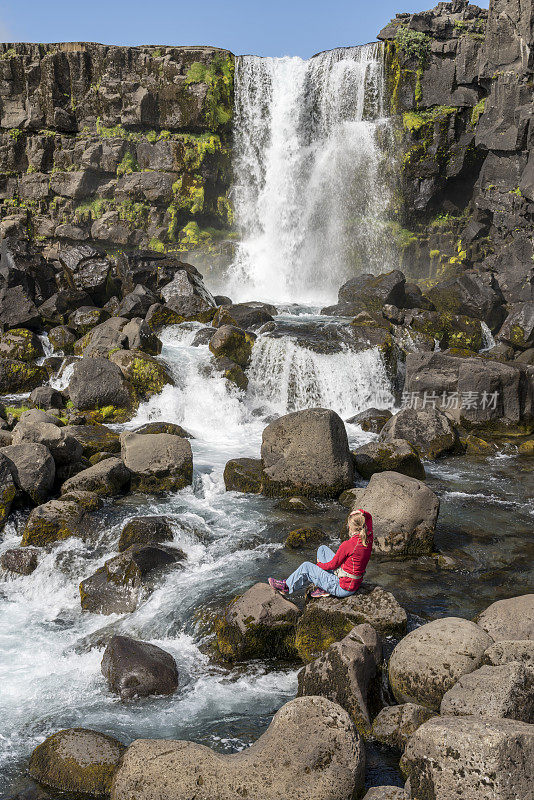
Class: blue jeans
285,545,355,598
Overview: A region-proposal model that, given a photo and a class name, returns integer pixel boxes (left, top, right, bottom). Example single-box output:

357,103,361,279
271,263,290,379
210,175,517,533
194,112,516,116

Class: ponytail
348,509,368,547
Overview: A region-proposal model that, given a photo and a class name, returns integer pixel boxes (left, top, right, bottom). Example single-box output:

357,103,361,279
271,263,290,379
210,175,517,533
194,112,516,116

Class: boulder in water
29,728,126,798
321,270,406,316
285,527,324,549
61,458,131,497
118,516,175,551
2,443,55,505
371,703,436,750
12,421,83,467
346,407,392,432
109,349,174,399
213,356,248,390
261,408,354,498
120,432,193,493
110,696,364,800
276,495,321,513
68,357,135,419
352,439,426,480
223,457,263,493
0,452,16,529
21,498,87,546
208,324,256,368
476,594,534,641
401,716,534,800
388,617,493,711
440,662,534,723
379,407,461,459
1,546,39,575
62,423,121,457
101,635,179,700
213,301,276,330
133,421,192,438
215,582,300,662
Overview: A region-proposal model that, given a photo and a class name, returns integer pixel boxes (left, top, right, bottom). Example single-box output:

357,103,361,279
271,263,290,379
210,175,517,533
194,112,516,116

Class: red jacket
317,510,373,592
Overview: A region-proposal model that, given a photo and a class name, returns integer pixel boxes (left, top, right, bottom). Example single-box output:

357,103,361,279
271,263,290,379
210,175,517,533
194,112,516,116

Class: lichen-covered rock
2,443,55,504
61,458,131,497
347,471,439,558
497,302,534,349
29,728,126,798
223,457,263,493
297,625,382,736
388,617,493,711
426,274,506,332
0,359,48,394
110,696,364,800
295,586,407,663
21,498,87,546
1,546,39,575
134,421,192,438
476,594,534,641
0,452,16,529
322,271,406,316
379,407,461,459
285,527,324,549
62,424,120,458
101,635,179,700
29,386,65,410
120,432,193,493
209,324,255,367
213,302,276,330
353,439,425,480
346,407,393,432
12,421,83,466
68,305,110,335
109,349,174,399
401,716,534,800
118,516,174,552
0,328,43,362
483,640,534,667
261,408,354,498
213,356,249,390
73,317,129,358
48,325,77,354
68,357,135,418
440,662,534,723
215,582,300,662
372,703,436,750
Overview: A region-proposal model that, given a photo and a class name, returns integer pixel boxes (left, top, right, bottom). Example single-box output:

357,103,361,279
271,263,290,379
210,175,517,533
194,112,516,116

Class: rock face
29,728,126,798
476,594,534,641
295,587,407,662
110,696,365,800
101,635,179,700
440,662,534,723
297,624,382,735
379,407,460,459
353,439,425,480
372,703,435,750
120,432,193,493
401,716,534,800
261,408,354,498
347,471,439,558
388,617,493,711
216,582,300,661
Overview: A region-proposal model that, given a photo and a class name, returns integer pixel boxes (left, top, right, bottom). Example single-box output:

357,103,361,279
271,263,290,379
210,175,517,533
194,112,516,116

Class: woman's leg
286,561,340,595
317,545,336,564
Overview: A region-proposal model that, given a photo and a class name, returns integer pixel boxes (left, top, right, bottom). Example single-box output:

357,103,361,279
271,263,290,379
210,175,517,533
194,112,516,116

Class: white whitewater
226,44,392,304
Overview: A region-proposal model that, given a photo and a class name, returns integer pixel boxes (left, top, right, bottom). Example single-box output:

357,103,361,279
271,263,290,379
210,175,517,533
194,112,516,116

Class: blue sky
1,0,489,58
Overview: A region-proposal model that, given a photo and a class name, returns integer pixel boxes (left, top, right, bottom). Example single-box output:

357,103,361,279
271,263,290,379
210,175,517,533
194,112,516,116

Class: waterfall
226,44,392,305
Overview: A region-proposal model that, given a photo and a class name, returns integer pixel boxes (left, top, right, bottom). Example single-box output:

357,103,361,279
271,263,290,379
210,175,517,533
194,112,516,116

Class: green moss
285,527,324,549
471,97,486,127
116,151,138,177
185,54,234,131
148,237,166,253
127,354,173,398
8,128,23,142
394,26,431,61
171,174,205,214
4,404,31,421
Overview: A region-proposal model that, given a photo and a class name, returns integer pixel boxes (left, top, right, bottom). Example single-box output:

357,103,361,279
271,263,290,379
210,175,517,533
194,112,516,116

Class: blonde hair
348,509,368,547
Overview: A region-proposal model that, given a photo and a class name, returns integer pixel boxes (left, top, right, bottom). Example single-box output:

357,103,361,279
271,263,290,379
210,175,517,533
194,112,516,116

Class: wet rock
223,457,263,493
80,545,178,614
123,317,162,356
118,516,174,552
0,328,43,362
109,349,174,399
261,408,354,498
285,527,324,549
2,443,55,504
120,432,193,494
484,640,534,667
48,325,77,354
426,273,506,331
134,421,192,438
215,581,300,662
68,306,110,335
165,295,216,323
1,546,39,575
353,439,425,480
476,594,534,641
213,356,248,390
62,424,120,458
348,471,439,558
144,302,183,331
101,635,179,700
388,617,493,711
0,452,16,529
213,301,276,330
440,662,534,723
371,703,436,750
12,421,83,466
276,495,321,513
295,586,407,662
29,728,126,798
21,498,87,546
214,295,232,306
67,357,135,415
380,407,461,459
497,302,534,349
73,316,129,357
191,326,214,346
116,285,158,319
29,386,65,410
0,359,48,394
401,716,534,800
209,324,256,368
322,270,406,316
297,624,382,735
362,788,407,800
61,458,131,497
111,696,364,800
346,407,392,432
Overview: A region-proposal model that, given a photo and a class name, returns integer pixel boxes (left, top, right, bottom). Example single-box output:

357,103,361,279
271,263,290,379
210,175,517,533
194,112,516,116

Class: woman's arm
317,540,352,571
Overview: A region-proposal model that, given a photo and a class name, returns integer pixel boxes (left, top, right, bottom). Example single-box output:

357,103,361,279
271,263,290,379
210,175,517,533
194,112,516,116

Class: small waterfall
226,44,392,304
247,335,394,418
481,322,496,351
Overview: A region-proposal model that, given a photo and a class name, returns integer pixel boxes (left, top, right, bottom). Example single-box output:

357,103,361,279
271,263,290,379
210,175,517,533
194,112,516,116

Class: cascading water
226,44,393,304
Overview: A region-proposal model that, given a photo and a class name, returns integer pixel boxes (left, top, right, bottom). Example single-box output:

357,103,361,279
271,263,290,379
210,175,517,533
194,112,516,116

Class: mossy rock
21,499,85,547
62,424,120,457
518,439,534,456
462,435,497,455
86,403,138,424
49,325,77,354
214,357,248,391
29,728,126,798
223,458,263,493
0,328,43,362
109,349,174,399
0,359,48,394
118,516,174,552
0,455,16,530
285,527,324,549
134,421,192,438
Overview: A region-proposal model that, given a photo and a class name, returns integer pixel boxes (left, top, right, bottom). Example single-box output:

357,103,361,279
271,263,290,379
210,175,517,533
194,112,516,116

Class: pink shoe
268,577,289,594
310,588,330,598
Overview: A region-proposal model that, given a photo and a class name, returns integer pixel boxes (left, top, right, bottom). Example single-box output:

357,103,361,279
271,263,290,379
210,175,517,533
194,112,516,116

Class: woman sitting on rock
269,509,373,599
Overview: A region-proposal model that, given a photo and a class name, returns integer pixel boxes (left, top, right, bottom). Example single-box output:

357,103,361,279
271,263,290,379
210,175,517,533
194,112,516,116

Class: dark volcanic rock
223,457,263,493
353,439,426,480
1,546,39,575
67,357,134,412
118,516,175,551
101,635,179,700
322,271,406,316
346,407,392,432
379,406,461,459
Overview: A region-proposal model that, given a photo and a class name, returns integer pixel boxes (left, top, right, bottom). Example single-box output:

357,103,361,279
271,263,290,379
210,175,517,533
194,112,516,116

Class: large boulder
497,302,534,349
123,317,162,356
372,703,435,750
110,696,365,800
61,458,131,497
484,640,534,667
440,662,534,723
2,443,55,504
120,432,193,493
261,408,354,498
68,357,134,414
0,359,48,394
109,349,173,399
401,716,534,800
62,424,121,458
29,386,65,410
297,624,382,736
1,546,39,575
118,516,174,552
0,452,16,529
223,457,263,493
12,421,83,466
80,545,177,614
116,285,158,319
21,498,87,546
215,582,300,662
379,407,461,459
213,301,276,330
73,316,129,357
426,273,506,331
388,617,493,711
476,594,534,641
322,271,406,316
29,728,126,798
347,471,439,558
0,285,40,330
353,439,425,480
346,407,392,433
101,635,179,700
0,328,43,361
295,586,407,663
209,325,255,367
